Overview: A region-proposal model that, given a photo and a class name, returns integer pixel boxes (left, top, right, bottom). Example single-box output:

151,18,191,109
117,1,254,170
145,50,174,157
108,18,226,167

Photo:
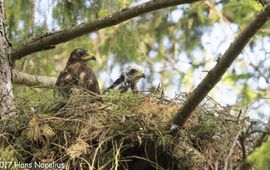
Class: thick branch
12,70,56,88
172,4,270,128
11,0,200,61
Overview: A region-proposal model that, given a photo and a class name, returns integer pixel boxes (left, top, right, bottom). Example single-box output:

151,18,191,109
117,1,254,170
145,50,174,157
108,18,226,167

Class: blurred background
7,0,270,119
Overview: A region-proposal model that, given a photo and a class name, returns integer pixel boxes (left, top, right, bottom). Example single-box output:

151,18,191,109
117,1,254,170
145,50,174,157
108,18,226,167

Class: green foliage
180,3,210,52
103,90,142,104
182,69,194,89
248,137,270,170
189,123,216,138
0,146,18,170
227,73,253,83
5,0,34,43
238,84,257,106
14,86,62,115
223,0,261,25
102,23,142,64
0,146,18,161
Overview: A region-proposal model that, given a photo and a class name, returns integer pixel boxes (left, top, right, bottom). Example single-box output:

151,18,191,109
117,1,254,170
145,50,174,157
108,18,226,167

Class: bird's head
67,48,96,65
123,66,145,82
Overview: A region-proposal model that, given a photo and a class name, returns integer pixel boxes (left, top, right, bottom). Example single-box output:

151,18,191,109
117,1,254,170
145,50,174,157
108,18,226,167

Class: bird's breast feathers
116,81,134,93
79,72,87,82
64,74,73,82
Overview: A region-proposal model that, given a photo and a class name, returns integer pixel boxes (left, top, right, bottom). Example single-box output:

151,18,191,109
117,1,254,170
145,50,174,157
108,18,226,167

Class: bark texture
172,4,270,128
0,0,15,117
11,0,201,60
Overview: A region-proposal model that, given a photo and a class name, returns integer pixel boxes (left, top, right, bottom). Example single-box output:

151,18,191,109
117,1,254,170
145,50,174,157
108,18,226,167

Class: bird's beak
135,71,145,79
82,52,96,61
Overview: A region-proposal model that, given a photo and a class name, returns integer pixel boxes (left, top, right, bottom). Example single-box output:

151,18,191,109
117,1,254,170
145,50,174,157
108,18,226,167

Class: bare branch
172,4,270,128
250,62,270,84
11,0,200,61
12,70,56,88
258,0,270,6
224,130,244,170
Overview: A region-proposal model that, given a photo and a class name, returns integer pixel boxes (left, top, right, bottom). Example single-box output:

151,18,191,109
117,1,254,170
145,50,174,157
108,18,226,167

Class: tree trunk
0,0,15,118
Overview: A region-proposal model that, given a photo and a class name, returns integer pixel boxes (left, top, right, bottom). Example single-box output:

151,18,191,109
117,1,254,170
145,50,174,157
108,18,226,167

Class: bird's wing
79,68,101,94
55,69,76,87
130,82,138,93
55,69,78,96
106,74,125,90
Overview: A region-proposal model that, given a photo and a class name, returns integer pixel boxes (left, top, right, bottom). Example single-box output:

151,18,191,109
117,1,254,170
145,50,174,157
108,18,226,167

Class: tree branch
11,0,200,61
12,70,56,88
172,4,270,128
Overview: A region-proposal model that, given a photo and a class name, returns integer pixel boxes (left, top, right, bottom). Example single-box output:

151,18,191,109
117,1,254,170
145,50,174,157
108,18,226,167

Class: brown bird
55,48,100,97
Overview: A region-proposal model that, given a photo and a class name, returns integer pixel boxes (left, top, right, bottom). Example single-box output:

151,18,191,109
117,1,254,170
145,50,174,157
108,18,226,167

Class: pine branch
12,70,56,88
172,4,270,128
11,0,200,61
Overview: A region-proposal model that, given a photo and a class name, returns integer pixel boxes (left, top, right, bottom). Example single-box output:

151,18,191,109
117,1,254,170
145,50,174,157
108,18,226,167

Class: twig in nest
238,131,247,160
43,116,91,125
236,109,243,122
224,130,244,170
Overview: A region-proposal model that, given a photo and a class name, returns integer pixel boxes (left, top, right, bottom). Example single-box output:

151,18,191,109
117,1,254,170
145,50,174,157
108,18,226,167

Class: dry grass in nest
0,90,259,169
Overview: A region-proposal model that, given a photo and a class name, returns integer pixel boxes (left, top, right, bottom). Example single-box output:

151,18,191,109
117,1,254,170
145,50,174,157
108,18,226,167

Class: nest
0,90,257,169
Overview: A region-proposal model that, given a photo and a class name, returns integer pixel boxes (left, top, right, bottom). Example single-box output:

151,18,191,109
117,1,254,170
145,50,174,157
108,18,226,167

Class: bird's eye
79,51,85,56
129,69,136,75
